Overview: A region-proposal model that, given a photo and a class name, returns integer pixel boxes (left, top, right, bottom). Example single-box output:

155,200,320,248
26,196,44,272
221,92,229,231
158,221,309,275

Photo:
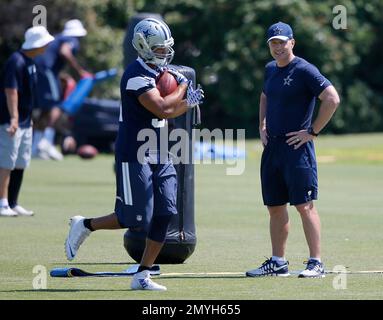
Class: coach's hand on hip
6,118,18,136
285,129,314,149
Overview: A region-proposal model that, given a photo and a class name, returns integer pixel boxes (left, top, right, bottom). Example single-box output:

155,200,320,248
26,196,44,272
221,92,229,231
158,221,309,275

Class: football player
64,18,204,291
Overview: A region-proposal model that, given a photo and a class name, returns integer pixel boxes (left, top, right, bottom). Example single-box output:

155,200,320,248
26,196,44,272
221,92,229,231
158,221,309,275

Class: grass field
1,133,383,300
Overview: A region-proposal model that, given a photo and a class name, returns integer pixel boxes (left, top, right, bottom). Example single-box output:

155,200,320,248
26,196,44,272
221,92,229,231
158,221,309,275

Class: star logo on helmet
142,28,156,39
273,26,283,35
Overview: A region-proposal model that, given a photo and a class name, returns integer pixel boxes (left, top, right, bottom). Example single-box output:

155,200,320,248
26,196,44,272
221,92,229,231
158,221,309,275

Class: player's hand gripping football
186,81,204,108
166,68,189,85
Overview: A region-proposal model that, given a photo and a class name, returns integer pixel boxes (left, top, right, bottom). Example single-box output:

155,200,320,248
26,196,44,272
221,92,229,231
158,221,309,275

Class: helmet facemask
151,41,174,67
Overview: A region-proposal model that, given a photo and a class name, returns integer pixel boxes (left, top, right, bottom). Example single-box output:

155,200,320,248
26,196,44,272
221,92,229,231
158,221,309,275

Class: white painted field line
161,272,244,276
325,270,383,274
159,270,383,277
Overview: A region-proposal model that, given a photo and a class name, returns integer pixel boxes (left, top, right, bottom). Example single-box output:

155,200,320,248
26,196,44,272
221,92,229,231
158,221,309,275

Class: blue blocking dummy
61,68,117,115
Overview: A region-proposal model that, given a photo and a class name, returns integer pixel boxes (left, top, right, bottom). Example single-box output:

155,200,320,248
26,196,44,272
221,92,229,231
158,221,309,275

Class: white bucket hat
22,26,55,50
62,19,87,37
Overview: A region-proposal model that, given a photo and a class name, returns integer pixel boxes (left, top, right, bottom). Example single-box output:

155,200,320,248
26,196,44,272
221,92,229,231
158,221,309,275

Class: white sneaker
131,270,167,291
33,150,51,160
0,206,18,217
65,215,91,261
38,138,63,161
12,205,34,216
298,259,325,278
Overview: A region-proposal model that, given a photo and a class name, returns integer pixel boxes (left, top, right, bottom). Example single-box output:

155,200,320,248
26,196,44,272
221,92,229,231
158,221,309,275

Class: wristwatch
307,126,319,137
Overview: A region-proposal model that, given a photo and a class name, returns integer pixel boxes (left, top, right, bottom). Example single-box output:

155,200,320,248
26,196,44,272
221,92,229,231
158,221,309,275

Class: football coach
246,22,340,278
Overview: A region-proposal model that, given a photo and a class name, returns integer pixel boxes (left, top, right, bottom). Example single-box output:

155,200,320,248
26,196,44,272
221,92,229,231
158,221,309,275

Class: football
156,70,178,97
77,144,98,159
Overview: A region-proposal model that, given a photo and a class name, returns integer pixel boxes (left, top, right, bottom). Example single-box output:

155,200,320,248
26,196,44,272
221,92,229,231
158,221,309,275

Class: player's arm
59,43,91,78
4,88,18,136
259,92,268,146
311,85,340,134
138,83,189,119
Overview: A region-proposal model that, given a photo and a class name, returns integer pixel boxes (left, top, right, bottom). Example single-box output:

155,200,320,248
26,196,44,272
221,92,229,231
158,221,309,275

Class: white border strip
122,162,133,205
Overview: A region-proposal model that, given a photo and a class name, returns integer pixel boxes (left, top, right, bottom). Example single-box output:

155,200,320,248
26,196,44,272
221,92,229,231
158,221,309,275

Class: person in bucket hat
32,19,92,161
0,26,54,217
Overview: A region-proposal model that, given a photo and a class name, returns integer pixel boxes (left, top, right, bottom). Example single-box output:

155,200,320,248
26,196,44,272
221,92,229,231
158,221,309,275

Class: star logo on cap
273,26,283,35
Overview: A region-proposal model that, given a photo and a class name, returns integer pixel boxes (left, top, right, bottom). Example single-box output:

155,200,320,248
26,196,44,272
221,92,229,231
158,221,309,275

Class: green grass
1,133,383,300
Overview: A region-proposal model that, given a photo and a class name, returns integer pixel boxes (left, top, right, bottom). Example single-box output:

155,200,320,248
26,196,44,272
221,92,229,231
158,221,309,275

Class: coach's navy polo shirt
34,34,80,76
263,56,331,136
0,51,37,128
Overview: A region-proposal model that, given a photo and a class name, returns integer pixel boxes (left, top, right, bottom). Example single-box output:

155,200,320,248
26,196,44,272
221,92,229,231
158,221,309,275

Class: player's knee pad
147,214,172,243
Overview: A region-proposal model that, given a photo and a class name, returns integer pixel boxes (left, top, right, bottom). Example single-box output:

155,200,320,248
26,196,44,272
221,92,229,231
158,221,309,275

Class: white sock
0,198,9,207
43,127,56,145
272,256,286,264
309,257,321,263
32,130,44,154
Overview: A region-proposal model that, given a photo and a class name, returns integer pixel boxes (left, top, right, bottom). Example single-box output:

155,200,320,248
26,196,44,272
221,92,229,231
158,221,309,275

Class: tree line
1,0,382,136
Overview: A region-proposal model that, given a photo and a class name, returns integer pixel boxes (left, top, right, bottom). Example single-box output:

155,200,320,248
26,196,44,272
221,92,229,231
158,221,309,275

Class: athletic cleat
246,257,290,277
33,149,51,160
38,138,63,161
65,215,91,261
12,205,34,216
0,206,18,217
298,259,325,278
131,270,167,291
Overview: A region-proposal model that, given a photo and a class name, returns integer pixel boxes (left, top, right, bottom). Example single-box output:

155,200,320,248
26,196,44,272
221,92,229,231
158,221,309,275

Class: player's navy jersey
263,56,331,136
0,51,37,128
116,57,168,162
34,34,80,76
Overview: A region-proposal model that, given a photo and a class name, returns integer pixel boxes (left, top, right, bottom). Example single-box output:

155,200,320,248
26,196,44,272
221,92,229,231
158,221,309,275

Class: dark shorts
114,156,178,229
261,137,318,206
35,68,61,111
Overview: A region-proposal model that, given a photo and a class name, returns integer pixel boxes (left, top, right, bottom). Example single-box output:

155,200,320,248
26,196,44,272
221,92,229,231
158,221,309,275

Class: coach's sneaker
12,205,34,216
298,259,325,278
131,270,167,291
0,206,18,217
246,257,290,277
65,215,91,260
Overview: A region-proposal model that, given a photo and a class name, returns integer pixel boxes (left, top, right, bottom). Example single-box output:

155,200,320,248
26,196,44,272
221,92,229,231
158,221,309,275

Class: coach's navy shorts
114,156,178,229
261,137,318,206
35,68,61,111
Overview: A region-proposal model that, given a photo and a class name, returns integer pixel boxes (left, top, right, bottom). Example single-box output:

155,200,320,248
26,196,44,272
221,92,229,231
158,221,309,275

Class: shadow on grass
51,262,136,266
0,289,128,293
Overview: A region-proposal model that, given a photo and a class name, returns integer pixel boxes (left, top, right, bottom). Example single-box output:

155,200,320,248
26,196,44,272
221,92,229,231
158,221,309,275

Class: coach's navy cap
267,21,294,42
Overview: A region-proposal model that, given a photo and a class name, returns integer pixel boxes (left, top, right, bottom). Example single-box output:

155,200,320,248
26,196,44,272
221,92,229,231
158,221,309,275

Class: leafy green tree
137,0,383,134
1,0,382,134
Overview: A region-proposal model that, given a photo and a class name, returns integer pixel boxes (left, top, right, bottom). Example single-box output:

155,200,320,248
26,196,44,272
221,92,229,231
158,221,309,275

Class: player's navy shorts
114,156,178,229
35,67,61,111
261,136,318,206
